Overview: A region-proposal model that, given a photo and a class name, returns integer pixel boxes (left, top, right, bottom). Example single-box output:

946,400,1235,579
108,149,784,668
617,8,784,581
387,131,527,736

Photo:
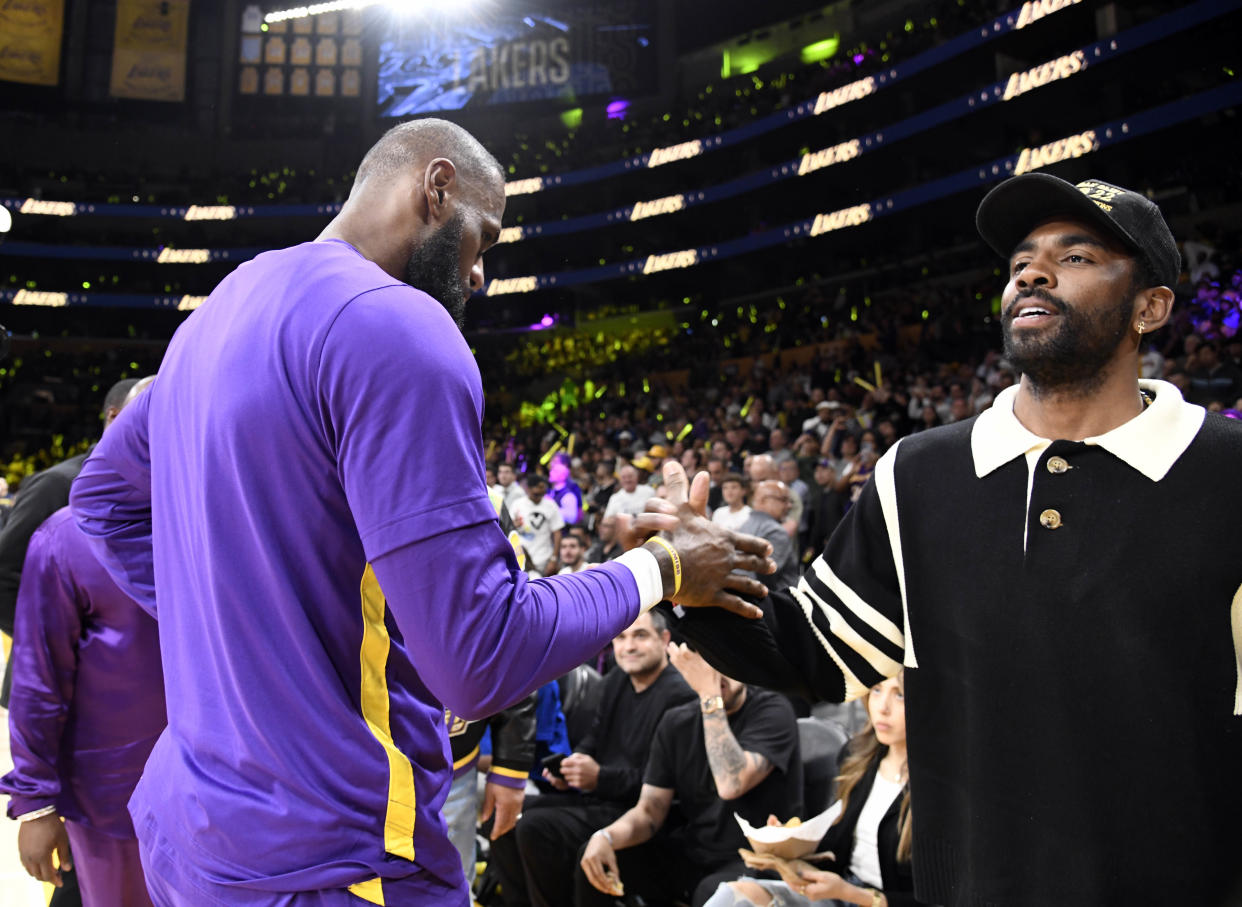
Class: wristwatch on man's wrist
700,695,725,714
868,889,884,907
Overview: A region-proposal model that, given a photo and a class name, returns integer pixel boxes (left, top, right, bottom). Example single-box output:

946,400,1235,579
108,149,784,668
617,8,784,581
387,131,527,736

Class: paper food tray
735,805,838,859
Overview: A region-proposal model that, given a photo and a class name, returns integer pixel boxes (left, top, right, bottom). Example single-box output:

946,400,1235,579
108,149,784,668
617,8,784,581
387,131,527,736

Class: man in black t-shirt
491,609,695,907
578,645,801,907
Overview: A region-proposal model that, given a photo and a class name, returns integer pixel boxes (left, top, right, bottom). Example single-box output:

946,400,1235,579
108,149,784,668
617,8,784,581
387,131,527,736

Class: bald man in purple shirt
70,119,771,906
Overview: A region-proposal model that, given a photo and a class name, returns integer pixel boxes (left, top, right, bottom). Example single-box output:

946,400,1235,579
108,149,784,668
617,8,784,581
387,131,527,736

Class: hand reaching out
636,462,775,619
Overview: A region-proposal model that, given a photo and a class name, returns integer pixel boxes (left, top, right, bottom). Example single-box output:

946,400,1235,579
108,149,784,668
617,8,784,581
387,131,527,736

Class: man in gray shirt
737,481,799,590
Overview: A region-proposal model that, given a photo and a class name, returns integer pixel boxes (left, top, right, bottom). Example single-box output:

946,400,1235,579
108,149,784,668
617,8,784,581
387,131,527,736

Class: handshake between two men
623,460,776,619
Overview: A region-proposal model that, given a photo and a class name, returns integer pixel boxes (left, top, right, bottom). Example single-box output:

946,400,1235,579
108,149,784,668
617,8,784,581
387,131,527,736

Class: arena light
809,204,873,237
0,205,10,234
13,289,68,307
812,76,876,115
486,276,538,296
504,177,544,197
629,194,685,221
20,198,75,216
1013,129,1097,175
1002,50,1086,101
646,139,702,169
797,139,861,177
157,248,212,263
642,249,697,275
264,1,377,24
183,205,236,221
800,37,840,65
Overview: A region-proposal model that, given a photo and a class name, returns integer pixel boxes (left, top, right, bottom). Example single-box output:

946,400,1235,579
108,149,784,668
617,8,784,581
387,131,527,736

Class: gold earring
1136,320,1146,335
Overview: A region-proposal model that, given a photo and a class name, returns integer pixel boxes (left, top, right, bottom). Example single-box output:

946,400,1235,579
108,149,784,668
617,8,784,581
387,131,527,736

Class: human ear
422,158,458,220
1134,285,1174,334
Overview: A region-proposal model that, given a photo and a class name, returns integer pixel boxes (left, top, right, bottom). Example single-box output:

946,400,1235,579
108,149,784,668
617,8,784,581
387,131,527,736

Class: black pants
489,792,625,907
571,839,743,907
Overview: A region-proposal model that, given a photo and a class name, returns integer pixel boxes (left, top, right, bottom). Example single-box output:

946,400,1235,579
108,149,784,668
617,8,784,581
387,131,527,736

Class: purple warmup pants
64,820,154,907
136,821,468,906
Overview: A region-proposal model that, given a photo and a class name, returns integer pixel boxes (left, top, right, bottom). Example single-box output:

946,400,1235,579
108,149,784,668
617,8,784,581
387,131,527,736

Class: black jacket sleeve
659,596,847,705
488,692,537,777
0,462,81,635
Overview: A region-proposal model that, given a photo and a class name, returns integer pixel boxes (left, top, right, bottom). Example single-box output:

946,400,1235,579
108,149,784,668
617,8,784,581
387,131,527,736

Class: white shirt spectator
711,504,752,532
510,495,564,576
603,485,654,518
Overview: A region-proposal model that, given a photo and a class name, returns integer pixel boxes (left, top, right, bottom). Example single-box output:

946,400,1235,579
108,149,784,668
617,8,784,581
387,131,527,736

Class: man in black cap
661,174,1242,906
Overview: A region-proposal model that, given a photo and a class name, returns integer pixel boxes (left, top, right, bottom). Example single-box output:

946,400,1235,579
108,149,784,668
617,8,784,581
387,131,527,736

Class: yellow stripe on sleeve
359,564,417,862
489,765,530,780
453,745,481,772
348,877,385,905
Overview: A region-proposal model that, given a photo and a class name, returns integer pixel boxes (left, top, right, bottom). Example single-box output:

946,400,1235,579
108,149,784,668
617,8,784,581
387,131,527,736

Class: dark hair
721,472,747,488
646,607,669,634
102,378,139,417
525,473,548,488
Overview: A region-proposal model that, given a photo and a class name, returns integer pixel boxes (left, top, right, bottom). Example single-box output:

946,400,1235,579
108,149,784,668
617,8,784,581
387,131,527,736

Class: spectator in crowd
711,473,751,531
777,459,806,537
803,459,845,561
511,473,565,578
584,462,617,530
764,429,793,464
557,535,588,574
602,464,654,519
577,643,801,907
704,674,913,907
491,610,696,907
584,515,623,564
494,462,526,511
1187,339,1242,406
737,481,800,591
705,456,728,512
801,401,837,440
746,453,777,485
549,454,584,526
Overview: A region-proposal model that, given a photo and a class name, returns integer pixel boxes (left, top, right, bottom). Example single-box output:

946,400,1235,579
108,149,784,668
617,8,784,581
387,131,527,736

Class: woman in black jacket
703,673,916,907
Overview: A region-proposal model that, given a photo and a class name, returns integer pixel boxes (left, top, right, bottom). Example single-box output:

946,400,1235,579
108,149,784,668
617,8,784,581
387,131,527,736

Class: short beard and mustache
1001,285,1137,398
404,211,471,330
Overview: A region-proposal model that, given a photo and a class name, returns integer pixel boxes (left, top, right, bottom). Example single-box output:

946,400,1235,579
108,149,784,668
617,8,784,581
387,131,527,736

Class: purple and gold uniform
1,507,165,905
70,239,663,905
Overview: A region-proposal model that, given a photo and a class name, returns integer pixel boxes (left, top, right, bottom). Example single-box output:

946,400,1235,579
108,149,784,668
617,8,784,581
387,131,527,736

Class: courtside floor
0,704,50,907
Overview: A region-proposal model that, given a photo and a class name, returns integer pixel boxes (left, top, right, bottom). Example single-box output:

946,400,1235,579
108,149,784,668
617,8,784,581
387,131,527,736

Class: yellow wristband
645,536,682,598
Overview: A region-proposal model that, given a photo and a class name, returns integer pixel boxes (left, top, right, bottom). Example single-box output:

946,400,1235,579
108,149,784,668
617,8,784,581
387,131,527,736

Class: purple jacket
1,507,165,837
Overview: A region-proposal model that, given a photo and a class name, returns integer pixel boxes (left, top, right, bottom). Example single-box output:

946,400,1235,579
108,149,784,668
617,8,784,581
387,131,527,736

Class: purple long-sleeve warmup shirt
69,239,655,905
1,507,165,837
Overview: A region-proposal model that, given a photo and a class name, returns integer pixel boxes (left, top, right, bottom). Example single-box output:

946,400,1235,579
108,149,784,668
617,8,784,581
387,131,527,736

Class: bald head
753,480,792,519
747,453,776,482
354,118,503,194
321,119,507,329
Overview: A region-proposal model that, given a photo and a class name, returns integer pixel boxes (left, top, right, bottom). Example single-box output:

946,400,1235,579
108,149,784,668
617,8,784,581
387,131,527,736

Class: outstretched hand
641,461,775,619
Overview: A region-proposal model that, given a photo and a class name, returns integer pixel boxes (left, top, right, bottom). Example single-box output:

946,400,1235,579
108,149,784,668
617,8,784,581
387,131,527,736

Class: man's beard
405,212,470,329
1001,286,1136,398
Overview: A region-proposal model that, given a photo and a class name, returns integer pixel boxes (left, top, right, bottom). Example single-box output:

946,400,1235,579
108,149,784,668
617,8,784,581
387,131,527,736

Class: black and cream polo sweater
673,380,1242,906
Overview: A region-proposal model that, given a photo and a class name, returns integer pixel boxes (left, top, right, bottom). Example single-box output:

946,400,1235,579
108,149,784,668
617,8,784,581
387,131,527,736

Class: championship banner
0,0,65,86
109,0,191,102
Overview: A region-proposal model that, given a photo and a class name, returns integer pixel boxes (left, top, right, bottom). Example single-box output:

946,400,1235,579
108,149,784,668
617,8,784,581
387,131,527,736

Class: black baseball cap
976,174,1180,288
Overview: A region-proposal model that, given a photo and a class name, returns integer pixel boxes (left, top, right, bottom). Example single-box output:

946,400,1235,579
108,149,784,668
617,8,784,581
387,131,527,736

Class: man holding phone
488,609,695,907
